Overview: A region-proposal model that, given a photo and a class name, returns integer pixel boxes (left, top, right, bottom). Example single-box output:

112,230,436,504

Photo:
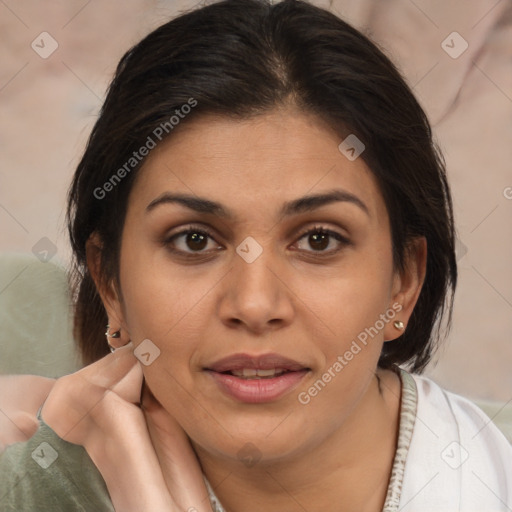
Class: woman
0,0,510,510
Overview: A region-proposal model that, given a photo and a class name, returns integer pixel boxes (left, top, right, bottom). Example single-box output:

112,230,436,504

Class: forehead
128,109,388,223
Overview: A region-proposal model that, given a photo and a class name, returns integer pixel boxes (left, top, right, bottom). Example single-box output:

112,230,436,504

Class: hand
0,374,55,452
142,382,215,512
41,344,213,512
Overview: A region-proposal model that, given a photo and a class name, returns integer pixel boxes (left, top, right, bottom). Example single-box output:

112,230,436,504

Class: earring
105,324,121,353
393,320,405,331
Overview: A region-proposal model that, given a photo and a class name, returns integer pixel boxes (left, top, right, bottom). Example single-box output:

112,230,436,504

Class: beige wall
1,0,511,402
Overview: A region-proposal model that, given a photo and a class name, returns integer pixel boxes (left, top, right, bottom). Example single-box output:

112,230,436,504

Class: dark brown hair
67,0,457,372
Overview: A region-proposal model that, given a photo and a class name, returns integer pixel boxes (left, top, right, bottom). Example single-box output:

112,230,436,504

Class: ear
383,237,427,342
86,233,130,349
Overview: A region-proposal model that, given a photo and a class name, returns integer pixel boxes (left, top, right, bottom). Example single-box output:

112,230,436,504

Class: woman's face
109,108,414,465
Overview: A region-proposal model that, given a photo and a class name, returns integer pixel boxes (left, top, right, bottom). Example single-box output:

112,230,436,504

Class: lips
204,353,310,403
205,353,309,373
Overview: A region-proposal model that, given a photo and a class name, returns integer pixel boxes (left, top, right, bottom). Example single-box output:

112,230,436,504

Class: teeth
230,368,286,378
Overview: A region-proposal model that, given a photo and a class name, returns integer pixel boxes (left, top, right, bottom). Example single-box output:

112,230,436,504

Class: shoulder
398,372,512,512
411,373,511,449
0,374,56,451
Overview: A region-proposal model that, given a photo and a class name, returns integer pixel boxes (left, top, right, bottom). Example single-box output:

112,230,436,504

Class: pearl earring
393,320,404,331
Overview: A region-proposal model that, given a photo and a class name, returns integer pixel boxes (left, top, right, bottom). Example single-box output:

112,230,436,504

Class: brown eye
295,226,350,254
183,231,209,251
165,226,220,254
307,231,330,251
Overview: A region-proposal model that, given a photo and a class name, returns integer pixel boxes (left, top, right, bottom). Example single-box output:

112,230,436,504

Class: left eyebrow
280,189,369,218
145,189,370,219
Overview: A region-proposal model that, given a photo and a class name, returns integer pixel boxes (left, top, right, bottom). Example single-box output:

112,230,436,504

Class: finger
76,342,140,391
109,356,144,405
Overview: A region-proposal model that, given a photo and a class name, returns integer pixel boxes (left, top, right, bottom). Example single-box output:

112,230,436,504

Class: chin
190,418,313,467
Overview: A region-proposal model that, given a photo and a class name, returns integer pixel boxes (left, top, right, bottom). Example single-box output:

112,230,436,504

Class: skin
100,107,426,512
1,107,426,511
0,375,54,451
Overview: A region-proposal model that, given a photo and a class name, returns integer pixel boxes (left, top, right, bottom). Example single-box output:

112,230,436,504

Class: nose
217,243,295,334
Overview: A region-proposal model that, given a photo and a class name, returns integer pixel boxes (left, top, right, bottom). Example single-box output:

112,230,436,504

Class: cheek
117,257,211,416
116,251,203,399
296,253,394,353
118,233,218,339
291,269,392,427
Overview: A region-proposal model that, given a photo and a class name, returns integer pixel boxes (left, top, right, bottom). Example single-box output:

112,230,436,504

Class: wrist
85,427,175,511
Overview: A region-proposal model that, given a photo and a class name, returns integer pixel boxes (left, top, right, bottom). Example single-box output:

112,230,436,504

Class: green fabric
0,252,82,378
473,398,512,444
0,414,114,511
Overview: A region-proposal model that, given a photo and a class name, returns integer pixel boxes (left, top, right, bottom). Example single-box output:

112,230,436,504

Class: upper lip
205,353,309,372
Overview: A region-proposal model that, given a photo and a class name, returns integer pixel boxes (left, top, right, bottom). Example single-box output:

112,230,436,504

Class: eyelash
163,224,351,259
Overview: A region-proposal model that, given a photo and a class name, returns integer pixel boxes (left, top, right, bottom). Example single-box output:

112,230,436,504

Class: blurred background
0,0,511,406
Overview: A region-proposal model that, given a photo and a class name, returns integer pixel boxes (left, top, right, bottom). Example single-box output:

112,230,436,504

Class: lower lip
206,370,309,403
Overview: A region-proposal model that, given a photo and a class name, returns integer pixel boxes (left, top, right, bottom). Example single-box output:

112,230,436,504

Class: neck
196,368,402,512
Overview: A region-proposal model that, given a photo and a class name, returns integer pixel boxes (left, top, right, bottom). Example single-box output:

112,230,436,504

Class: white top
204,368,512,511
399,372,512,511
